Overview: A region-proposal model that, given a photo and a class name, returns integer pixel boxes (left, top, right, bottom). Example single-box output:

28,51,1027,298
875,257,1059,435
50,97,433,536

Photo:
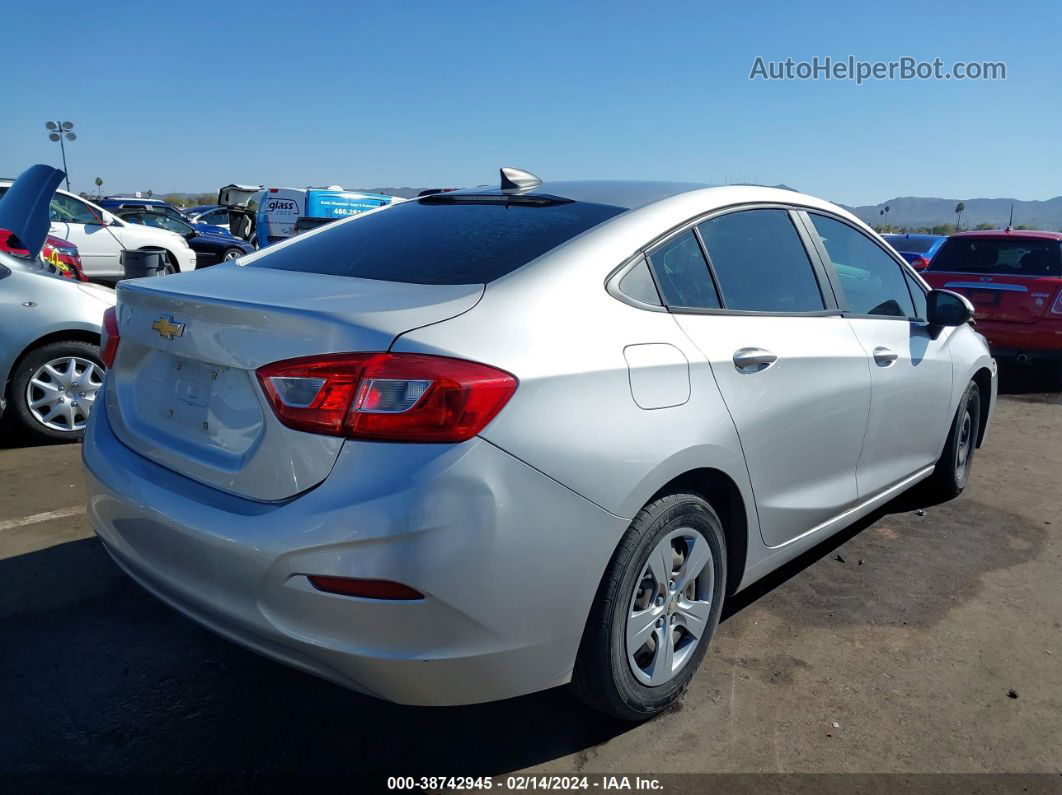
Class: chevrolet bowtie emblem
151,316,185,340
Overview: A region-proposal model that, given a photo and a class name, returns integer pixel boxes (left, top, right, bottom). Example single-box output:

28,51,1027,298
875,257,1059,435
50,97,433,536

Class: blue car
882,233,947,270
97,197,232,238
113,208,253,266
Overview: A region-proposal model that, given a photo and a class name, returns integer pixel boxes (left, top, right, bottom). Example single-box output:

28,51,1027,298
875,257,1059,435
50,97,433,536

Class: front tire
923,380,981,501
5,340,104,444
571,493,726,720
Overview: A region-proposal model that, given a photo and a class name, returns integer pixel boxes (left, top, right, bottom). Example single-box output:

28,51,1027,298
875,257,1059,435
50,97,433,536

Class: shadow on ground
0,362,1057,786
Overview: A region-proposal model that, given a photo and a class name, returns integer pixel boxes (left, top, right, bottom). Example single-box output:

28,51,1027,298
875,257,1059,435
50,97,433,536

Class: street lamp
45,121,76,192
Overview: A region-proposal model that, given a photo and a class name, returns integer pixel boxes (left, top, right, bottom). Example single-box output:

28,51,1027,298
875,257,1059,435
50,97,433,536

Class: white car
0,181,196,279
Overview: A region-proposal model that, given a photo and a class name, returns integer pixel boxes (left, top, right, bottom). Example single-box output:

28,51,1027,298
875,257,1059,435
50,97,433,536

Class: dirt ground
1,367,1059,788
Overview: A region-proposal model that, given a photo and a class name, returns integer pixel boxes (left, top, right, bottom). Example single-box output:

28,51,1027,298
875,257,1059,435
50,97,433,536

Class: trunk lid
105,265,482,501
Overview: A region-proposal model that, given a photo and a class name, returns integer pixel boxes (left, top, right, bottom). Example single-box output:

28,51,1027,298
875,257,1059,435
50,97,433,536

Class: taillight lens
256,352,518,442
100,306,120,368
0,228,29,257
911,256,931,270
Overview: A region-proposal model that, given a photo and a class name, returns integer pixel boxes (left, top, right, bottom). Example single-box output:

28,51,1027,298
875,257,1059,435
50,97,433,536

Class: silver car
83,170,995,719
1,166,115,443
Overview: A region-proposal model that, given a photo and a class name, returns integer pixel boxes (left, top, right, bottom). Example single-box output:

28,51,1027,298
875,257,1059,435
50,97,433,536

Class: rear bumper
83,401,627,706
976,318,1062,360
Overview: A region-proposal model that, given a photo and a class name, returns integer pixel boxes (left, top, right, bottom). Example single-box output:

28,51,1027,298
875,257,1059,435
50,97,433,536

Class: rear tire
923,380,981,501
5,340,104,444
571,492,726,720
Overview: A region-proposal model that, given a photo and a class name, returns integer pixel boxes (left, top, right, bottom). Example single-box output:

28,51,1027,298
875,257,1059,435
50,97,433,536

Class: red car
40,234,88,281
0,230,87,281
923,230,1062,365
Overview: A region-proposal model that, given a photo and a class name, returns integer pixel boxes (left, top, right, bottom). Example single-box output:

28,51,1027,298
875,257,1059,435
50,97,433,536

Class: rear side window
647,230,720,309
929,237,1062,277
809,214,915,318
249,198,626,284
697,209,824,312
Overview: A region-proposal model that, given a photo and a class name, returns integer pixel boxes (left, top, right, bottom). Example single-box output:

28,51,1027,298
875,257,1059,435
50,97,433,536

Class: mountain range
841,196,1062,231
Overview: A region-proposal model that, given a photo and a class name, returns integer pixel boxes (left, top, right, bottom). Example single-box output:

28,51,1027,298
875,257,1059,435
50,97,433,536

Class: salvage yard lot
1,373,1060,782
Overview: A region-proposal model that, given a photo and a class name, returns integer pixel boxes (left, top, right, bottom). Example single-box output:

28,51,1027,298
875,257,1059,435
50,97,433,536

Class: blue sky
2,0,1058,205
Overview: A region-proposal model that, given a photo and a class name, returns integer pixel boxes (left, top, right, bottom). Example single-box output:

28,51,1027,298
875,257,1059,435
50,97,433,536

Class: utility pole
45,121,76,191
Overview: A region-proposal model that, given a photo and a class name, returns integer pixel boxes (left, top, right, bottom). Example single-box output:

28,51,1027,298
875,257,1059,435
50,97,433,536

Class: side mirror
927,289,974,327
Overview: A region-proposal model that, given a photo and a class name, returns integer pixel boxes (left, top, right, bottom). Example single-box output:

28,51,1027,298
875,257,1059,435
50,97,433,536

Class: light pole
45,121,76,191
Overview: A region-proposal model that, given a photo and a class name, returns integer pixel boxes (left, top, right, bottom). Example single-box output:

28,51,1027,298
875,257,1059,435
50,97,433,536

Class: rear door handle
733,347,778,373
873,346,898,366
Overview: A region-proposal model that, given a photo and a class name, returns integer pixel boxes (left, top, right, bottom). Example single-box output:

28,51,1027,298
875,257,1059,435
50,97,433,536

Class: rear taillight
100,307,120,368
256,352,518,442
911,256,931,270
0,228,29,257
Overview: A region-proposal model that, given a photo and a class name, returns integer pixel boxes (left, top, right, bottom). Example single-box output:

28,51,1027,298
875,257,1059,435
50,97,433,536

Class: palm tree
94,177,102,198
955,202,965,230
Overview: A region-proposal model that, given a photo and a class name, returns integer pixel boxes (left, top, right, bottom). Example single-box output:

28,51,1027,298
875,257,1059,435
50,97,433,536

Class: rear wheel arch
6,329,101,393
646,468,748,596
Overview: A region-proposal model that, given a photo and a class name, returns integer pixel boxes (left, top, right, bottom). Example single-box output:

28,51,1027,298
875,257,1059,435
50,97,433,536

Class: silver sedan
84,169,994,719
0,166,115,443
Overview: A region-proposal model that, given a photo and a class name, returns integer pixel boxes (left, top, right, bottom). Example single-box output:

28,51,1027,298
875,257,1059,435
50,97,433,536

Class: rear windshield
883,235,937,254
929,237,1062,277
248,198,626,284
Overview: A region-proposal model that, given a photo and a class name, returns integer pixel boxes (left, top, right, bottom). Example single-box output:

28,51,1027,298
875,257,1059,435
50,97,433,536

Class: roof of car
948,229,1062,241
185,204,223,213
883,233,946,240
453,180,714,210
448,180,810,211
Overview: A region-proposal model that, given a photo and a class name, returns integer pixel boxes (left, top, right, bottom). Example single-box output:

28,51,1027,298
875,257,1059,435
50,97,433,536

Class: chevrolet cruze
84,169,995,719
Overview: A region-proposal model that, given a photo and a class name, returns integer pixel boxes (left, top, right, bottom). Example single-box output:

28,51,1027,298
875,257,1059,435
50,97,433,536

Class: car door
651,207,872,548
802,212,954,497
49,193,123,277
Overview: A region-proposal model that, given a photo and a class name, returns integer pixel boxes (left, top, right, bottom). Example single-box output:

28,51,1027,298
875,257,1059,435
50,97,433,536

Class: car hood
0,165,65,258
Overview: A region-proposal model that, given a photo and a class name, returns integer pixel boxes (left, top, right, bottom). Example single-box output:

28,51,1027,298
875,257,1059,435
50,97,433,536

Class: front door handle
873,346,898,366
733,347,778,373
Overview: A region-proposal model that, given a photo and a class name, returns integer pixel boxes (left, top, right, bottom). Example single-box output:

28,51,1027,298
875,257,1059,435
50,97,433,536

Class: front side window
647,230,720,309
697,209,824,313
50,194,103,225
809,214,915,318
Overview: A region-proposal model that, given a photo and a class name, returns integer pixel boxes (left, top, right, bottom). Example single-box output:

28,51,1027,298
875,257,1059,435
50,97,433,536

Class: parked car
923,229,1062,367
882,233,946,270
97,197,231,237
84,170,994,720
183,204,233,232
41,234,87,281
113,209,253,266
0,181,196,280
202,184,263,245
3,230,87,281
0,165,115,443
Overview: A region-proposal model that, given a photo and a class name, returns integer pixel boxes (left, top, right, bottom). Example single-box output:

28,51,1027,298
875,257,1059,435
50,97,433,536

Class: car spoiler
0,164,64,258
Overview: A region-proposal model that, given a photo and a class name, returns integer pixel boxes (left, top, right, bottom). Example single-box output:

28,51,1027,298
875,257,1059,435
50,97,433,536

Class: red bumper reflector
307,575,424,601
